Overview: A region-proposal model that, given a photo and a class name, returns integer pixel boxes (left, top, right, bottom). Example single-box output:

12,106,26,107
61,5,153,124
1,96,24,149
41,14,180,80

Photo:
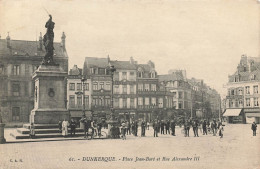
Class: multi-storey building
135,59,161,122
224,55,260,123
0,33,68,124
83,57,112,119
110,59,137,122
67,65,92,121
158,71,192,119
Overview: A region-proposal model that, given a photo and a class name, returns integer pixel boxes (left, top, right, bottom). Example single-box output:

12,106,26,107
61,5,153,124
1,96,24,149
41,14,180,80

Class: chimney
39,32,43,50
6,32,11,48
61,32,66,50
130,56,134,64
107,55,110,62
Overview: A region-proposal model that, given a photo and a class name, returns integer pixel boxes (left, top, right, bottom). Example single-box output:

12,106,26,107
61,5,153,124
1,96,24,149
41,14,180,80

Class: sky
0,0,259,98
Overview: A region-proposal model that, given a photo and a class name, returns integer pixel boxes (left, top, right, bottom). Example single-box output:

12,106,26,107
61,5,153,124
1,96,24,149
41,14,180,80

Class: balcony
137,90,165,95
137,105,158,110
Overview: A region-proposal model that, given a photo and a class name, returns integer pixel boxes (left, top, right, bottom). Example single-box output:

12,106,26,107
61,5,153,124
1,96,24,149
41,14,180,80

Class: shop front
223,109,245,124
244,108,260,124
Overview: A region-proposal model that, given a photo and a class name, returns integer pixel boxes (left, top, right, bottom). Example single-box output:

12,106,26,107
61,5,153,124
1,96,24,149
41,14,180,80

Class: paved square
0,124,259,169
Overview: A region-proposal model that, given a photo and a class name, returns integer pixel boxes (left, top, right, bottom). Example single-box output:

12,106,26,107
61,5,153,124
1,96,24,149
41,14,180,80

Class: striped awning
223,109,242,116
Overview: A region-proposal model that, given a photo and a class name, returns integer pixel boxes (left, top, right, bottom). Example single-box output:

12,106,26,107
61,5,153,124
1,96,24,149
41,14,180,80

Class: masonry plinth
30,65,69,124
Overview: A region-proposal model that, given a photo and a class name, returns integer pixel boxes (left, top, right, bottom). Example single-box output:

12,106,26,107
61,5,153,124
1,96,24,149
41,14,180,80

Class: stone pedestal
0,123,6,144
30,65,69,124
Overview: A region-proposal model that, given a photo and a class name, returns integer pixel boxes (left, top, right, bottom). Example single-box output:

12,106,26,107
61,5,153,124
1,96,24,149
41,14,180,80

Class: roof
158,73,184,82
84,57,108,68
138,64,152,72
69,65,82,75
110,60,136,70
0,39,66,57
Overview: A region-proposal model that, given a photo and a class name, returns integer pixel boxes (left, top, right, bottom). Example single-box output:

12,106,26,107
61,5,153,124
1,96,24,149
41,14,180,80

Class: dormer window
251,74,256,80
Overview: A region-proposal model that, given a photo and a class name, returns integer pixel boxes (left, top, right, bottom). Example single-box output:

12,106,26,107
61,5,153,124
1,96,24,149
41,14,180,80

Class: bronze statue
42,15,56,65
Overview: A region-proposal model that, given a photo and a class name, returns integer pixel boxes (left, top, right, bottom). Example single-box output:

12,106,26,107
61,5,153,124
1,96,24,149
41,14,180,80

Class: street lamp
107,65,117,138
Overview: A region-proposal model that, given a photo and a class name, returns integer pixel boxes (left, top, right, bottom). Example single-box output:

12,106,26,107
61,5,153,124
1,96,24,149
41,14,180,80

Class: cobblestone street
0,124,259,169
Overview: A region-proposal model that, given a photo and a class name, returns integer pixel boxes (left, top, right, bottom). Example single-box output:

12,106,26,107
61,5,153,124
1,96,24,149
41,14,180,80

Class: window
69,95,75,107
12,83,20,96
173,92,177,98
84,96,89,108
83,83,89,91
114,98,119,108
69,83,75,91
138,71,143,78
245,86,250,94
254,98,259,107
114,85,119,94
151,84,156,91
239,100,243,107
12,107,20,121
0,65,4,75
105,82,111,91
77,83,82,91
178,92,183,99
130,98,135,108
92,98,98,106
151,97,156,106
99,68,105,75
122,98,127,108
238,89,243,95
114,72,119,81
77,96,82,106
138,97,143,105
158,98,163,108
93,82,98,90
130,85,134,94
99,98,104,106
246,98,251,107
13,65,20,75
231,90,235,96
99,82,104,89
130,72,134,76
145,97,150,105
123,85,127,94
138,84,143,91
178,101,183,109
254,86,258,94
144,84,150,91
105,98,110,107
122,72,127,80
251,74,256,80
150,72,156,78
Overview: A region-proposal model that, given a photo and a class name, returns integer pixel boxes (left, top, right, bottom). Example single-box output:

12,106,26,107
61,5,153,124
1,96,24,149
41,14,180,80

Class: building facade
67,65,92,121
0,33,68,124
224,55,260,123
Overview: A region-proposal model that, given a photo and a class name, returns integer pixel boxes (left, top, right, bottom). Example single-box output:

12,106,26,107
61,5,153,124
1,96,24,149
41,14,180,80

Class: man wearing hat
251,122,257,136
121,122,127,140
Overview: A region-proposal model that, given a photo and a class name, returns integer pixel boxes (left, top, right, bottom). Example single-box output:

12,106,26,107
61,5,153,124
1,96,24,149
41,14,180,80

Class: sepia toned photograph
0,0,259,169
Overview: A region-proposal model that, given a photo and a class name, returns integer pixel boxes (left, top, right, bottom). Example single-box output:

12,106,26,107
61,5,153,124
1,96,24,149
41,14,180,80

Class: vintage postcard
0,0,259,169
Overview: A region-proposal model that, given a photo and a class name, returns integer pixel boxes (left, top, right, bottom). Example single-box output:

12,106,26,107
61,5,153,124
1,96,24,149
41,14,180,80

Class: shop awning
223,109,242,116
246,113,260,117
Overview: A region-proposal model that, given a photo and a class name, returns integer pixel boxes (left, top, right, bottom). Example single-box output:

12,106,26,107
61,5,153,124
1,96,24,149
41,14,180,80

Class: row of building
223,55,260,124
0,34,221,124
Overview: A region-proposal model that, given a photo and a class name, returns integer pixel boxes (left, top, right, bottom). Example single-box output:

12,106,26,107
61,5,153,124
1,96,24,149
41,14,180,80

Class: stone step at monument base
17,128,84,134
23,124,60,129
10,130,86,139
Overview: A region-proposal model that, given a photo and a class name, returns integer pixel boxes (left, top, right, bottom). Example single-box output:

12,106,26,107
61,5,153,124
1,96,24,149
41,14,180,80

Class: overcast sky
0,0,259,98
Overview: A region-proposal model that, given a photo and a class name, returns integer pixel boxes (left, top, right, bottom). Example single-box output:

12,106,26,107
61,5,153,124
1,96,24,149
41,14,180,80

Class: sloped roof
69,65,82,75
0,39,65,57
138,64,152,72
110,60,136,70
84,57,108,68
158,73,183,82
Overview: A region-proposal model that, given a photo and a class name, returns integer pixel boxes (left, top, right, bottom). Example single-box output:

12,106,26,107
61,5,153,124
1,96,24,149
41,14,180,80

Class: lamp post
107,65,117,138
75,76,86,129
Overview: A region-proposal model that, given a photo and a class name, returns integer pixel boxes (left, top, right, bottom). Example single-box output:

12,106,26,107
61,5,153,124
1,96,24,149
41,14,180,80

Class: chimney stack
39,32,43,50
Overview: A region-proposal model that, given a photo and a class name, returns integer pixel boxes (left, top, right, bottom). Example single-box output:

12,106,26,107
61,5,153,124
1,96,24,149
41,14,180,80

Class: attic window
14,52,18,55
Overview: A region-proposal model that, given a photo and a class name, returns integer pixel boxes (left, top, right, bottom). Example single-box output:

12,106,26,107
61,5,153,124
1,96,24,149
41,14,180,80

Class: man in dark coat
211,119,217,136
251,122,257,136
70,118,76,136
153,121,159,137
202,120,207,135
170,120,176,136
192,119,199,137
134,120,138,136
166,120,170,135
160,121,165,134
141,120,146,136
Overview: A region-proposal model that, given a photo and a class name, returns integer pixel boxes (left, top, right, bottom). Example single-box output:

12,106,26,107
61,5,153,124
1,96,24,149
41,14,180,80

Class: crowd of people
28,116,258,139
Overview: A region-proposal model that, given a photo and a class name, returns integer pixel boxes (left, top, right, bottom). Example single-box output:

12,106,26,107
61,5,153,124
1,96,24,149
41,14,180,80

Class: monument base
30,109,69,124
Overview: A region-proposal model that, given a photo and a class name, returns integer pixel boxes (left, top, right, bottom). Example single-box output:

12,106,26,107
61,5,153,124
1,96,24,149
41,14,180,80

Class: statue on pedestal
42,15,56,65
